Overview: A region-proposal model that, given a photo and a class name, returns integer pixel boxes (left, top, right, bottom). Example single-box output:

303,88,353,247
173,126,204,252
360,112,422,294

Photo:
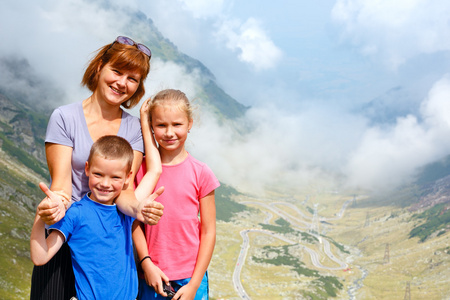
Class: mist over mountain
1,2,450,298
358,86,422,125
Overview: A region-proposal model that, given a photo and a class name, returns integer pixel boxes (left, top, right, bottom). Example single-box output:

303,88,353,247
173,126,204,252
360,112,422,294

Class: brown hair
87,135,134,173
81,41,151,109
146,89,194,124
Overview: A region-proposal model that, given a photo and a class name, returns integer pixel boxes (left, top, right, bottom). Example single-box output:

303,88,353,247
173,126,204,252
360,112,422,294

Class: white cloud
179,0,225,19
331,0,450,68
129,59,205,115
345,74,450,190
216,17,283,70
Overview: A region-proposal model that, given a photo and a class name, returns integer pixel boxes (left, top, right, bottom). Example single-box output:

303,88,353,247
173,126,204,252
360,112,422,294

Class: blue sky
1,0,450,194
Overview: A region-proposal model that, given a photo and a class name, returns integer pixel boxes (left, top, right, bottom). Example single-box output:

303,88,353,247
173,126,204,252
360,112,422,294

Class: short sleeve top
45,101,144,202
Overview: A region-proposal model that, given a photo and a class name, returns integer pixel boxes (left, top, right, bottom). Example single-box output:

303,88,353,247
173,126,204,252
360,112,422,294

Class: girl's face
151,104,193,153
96,63,141,106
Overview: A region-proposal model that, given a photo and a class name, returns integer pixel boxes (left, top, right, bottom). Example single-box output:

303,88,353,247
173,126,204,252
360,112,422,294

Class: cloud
140,0,282,71
1,0,449,196
215,17,283,71
129,59,205,115
331,0,450,69
188,99,368,194
187,74,450,195
179,0,225,19
344,74,450,190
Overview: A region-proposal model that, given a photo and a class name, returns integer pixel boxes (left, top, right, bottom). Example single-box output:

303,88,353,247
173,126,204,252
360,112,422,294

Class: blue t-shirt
50,194,137,300
45,101,144,202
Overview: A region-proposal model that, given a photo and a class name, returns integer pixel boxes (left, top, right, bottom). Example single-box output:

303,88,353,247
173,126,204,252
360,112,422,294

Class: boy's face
85,154,131,205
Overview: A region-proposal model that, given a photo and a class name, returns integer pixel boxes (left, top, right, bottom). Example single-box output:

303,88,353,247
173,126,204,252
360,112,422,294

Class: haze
1,0,450,194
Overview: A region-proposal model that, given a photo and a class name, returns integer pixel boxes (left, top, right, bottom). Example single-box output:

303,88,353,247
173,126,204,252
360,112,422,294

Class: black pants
30,242,76,300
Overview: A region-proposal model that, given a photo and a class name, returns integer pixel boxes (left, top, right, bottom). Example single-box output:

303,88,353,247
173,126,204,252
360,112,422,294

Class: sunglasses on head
111,36,152,59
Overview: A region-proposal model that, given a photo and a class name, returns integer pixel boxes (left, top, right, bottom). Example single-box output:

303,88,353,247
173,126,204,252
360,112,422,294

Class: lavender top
45,101,143,202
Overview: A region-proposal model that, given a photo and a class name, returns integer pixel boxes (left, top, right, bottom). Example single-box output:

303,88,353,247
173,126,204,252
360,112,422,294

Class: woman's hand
37,182,67,225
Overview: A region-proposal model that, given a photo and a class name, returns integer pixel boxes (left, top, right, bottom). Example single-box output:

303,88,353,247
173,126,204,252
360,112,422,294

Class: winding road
232,198,353,299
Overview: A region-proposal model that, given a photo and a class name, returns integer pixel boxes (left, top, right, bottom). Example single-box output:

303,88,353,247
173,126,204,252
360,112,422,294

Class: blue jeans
137,272,208,300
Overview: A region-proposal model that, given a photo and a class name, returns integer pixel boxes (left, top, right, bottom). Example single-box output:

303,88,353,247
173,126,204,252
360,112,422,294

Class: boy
30,135,163,299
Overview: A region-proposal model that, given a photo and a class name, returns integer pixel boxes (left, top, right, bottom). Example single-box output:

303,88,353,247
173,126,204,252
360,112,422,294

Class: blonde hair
81,41,150,109
147,89,194,123
88,135,134,173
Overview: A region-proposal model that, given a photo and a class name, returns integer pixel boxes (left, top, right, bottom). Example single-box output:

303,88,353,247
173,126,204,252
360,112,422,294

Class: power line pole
364,212,370,227
383,243,390,264
404,281,411,300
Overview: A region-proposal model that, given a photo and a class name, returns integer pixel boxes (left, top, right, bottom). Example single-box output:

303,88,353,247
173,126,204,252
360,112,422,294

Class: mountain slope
0,11,251,299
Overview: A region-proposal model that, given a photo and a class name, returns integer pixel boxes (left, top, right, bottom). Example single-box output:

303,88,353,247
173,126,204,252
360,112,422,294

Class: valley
209,187,450,299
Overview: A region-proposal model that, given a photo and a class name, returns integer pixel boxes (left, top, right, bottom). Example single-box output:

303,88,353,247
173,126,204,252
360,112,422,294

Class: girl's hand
173,283,197,300
140,97,152,119
37,182,66,225
141,259,169,296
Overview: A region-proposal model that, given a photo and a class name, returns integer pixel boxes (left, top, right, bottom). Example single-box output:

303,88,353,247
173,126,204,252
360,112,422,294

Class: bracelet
139,256,151,266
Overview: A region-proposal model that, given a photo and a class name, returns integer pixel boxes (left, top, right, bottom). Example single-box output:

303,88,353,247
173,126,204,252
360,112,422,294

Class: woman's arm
37,143,73,225
176,191,216,300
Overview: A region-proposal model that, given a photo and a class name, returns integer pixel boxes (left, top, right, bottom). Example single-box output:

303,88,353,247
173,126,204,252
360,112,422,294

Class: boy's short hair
88,135,134,173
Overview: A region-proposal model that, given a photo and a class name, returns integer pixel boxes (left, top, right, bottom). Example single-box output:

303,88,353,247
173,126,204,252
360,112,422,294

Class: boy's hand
37,182,66,225
140,186,164,225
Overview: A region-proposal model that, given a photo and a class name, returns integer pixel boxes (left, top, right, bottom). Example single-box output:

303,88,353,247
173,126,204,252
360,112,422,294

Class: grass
215,184,250,222
409,203,450,242
251,244,343,299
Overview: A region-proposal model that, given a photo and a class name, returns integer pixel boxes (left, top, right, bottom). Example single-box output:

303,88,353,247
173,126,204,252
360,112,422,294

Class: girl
133,89,220,300
31,36,163,300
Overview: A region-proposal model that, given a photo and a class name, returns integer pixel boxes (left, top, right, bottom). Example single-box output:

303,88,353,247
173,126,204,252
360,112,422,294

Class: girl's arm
131,99,168,294
132,221,169,296
37,143,73,225
134,99,162,201
176,191,216,300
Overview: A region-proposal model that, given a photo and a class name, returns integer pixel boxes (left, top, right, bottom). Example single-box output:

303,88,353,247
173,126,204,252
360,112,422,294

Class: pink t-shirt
135,154,220,280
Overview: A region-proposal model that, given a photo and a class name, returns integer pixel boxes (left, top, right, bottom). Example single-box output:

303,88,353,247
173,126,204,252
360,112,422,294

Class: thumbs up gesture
36,182,67,225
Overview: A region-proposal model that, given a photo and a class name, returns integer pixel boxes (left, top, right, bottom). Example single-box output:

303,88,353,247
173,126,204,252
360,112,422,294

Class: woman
31,36,163,300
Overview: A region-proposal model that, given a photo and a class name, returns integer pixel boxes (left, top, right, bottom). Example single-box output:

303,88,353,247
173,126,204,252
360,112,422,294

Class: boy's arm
30,209,65,266
115,150,163,224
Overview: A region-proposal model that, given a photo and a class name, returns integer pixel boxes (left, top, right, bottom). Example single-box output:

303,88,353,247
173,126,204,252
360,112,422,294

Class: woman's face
96,63,141,106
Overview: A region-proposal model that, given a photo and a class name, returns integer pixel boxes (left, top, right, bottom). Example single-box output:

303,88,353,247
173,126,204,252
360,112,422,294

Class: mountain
124,12,249,121
358,86,422,125
1,9,449,300
0,12,250,298
0,91,50,298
